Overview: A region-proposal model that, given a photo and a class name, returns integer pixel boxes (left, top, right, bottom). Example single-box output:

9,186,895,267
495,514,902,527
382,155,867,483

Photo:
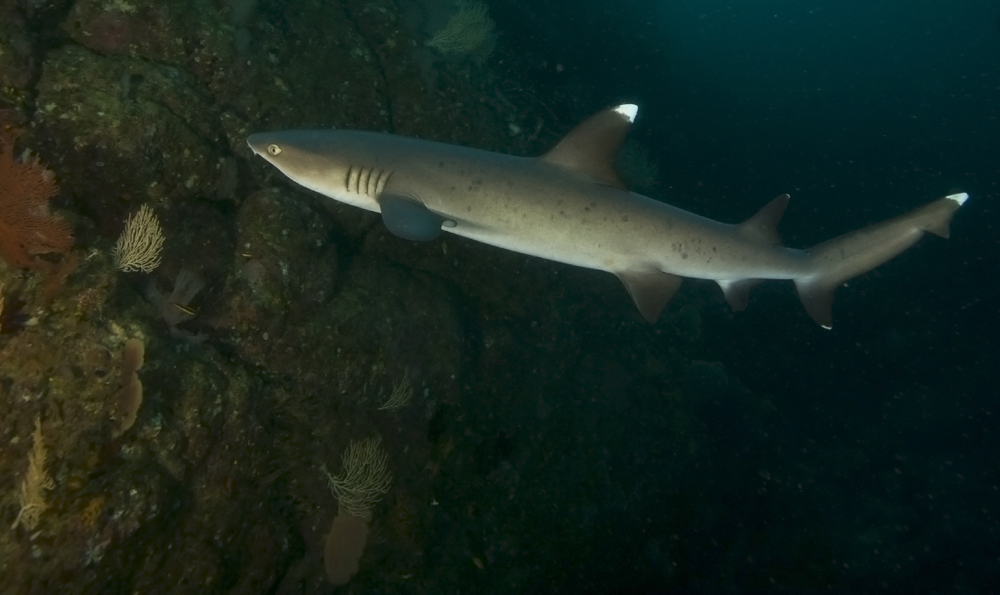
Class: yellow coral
427,1,497,56
81,496,105,529
11,417,55,532
324,437,392,520
378,369,413,411
112,204,164,273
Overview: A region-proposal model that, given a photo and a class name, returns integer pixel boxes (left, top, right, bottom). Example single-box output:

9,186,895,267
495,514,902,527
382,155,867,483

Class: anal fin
616,270,683,323
718,278,763,311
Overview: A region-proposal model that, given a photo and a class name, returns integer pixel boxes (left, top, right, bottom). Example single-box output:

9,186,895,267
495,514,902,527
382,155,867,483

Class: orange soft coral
0,125,74,272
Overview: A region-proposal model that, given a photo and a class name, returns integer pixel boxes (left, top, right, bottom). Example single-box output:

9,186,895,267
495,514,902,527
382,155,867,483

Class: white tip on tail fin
946,192,969,206
797,192,967,329
614,104,638,123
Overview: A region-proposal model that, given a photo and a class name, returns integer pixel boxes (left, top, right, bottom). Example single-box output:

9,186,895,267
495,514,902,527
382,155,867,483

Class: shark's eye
267,144,281,156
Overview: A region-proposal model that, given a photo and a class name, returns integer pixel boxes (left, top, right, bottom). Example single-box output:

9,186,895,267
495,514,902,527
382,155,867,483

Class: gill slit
343,165,355,194
344,165,393,198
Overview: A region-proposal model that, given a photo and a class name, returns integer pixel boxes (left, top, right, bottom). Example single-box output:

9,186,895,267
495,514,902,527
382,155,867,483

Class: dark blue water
492,0,999,592
498,0,995,219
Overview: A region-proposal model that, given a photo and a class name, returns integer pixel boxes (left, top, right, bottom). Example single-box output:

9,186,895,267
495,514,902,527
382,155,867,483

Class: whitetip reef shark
247,104,967,328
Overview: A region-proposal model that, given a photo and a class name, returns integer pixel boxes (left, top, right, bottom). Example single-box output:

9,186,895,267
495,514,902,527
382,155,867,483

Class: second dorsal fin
540,104,637,189
737,194,790,245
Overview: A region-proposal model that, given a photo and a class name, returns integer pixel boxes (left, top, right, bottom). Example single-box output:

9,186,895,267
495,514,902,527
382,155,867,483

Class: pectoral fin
380,194,448,241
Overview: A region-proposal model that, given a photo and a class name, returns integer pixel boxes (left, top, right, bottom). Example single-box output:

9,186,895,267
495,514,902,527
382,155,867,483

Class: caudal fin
795,192,968,329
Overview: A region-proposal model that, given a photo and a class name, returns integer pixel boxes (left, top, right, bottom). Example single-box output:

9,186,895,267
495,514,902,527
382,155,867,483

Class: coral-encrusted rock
62,0,234,86
208,185,463,403
233,188,341,314
0,8,35,108
0,252,292,593
33,45,228,235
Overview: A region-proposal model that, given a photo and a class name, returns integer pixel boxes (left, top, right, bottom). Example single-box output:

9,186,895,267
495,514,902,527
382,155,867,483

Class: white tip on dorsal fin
614,104,638,123
540,104,639,189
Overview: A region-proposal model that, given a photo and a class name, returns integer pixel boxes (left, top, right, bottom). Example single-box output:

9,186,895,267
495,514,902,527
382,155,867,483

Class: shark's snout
246,133,270,157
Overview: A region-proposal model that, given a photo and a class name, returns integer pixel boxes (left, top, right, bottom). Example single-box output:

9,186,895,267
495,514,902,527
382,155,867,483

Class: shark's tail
795,193,968,328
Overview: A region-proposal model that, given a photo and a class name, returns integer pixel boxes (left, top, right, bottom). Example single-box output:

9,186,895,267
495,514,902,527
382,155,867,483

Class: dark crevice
338,0,396,131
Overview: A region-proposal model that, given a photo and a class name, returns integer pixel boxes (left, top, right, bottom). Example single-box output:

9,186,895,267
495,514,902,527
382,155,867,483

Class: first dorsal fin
541,104,637,189
737,194,790,245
